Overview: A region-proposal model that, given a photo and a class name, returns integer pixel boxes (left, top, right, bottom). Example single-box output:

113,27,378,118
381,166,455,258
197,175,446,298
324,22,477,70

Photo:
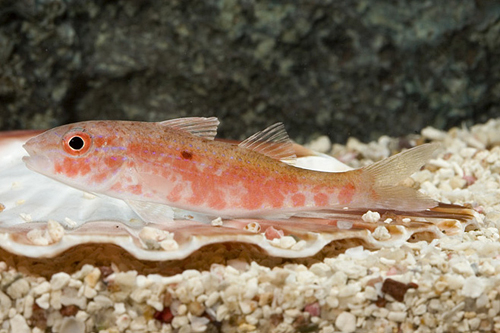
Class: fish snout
22,139,52,172
22,132,54,158
23,140,38,162
22,140,36,156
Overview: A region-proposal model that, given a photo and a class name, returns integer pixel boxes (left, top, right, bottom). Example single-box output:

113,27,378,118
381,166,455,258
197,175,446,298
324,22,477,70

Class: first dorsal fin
238,123,297,162
159,117,220,140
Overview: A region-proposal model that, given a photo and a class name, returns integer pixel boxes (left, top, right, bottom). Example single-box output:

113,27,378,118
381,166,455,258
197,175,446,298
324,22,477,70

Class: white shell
0,132,477,263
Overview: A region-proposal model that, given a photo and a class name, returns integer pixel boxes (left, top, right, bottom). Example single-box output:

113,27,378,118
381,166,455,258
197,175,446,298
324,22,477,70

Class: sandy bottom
1,119,500,333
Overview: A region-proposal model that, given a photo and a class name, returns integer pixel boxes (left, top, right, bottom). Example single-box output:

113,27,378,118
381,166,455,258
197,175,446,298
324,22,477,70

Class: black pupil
68,136,85,150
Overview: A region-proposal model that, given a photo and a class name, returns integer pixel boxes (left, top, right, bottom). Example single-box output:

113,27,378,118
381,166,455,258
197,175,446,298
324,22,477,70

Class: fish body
23,117,437,222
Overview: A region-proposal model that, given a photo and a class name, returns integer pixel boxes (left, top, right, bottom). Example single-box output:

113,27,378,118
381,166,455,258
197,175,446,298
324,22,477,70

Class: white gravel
2,119,500,332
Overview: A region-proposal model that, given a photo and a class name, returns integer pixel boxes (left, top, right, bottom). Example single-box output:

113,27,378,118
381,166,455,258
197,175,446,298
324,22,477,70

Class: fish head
23,121,129,192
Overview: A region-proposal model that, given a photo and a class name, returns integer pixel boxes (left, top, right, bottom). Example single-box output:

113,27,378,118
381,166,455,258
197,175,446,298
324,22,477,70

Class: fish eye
68,136,85,151
63,129,92,156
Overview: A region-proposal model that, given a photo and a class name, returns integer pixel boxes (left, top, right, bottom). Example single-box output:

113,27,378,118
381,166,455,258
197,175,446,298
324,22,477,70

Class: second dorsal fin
238,123,297,162
159,117,220,140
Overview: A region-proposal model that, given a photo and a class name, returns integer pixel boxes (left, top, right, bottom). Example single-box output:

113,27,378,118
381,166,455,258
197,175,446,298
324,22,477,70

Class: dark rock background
0,0,499,143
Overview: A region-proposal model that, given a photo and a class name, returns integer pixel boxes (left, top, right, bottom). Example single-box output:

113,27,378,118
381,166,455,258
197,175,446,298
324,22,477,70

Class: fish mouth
22,155,52,174
22,155,34,169
22,142,52,174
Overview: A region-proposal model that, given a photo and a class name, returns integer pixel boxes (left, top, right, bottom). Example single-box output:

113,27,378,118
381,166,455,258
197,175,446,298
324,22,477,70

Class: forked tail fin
361,143,439,211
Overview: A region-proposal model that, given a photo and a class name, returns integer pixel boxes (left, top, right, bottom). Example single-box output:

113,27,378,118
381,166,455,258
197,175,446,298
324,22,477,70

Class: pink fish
22,117,437,222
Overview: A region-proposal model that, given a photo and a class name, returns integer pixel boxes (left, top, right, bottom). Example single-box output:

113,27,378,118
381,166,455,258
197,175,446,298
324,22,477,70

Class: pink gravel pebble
304,302,320,317
264,226,284,240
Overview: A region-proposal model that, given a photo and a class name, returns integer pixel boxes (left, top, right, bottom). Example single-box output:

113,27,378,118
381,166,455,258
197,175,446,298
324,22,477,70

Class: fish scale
130,132,307,213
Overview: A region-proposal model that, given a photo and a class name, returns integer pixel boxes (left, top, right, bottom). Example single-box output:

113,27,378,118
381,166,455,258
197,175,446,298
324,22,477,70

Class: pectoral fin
126,199,175,224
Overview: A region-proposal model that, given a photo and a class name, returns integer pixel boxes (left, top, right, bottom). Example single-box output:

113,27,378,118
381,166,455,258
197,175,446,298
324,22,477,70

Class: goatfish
22,117,438,223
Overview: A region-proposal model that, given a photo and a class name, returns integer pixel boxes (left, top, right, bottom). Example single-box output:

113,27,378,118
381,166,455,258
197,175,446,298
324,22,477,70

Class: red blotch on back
240,177,265,210
314,192,328,206
207,188,226,210
167,184,183,202
269,189,285,208
241,192,264,210
338,183,355,205
291,193,306,207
